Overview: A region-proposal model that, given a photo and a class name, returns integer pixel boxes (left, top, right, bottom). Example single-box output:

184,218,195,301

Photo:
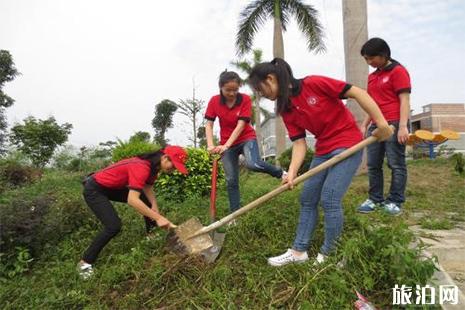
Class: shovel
199,157,226,263
168,130,390,256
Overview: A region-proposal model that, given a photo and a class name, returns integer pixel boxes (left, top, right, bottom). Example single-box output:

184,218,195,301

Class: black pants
82,177,157,264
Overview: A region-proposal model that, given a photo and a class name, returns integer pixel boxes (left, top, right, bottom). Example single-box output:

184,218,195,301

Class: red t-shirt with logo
367,61,411,122
282,75,363,156
93,157,157,191
204,93,256,146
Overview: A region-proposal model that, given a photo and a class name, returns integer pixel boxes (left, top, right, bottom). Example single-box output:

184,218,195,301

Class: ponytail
248,58,298,115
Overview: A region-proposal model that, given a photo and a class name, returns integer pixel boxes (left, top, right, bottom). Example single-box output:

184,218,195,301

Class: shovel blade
167,217,213,255
200,231,226,263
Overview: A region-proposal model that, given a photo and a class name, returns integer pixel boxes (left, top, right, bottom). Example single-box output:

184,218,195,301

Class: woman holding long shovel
205,70,286,217
248,58,393,266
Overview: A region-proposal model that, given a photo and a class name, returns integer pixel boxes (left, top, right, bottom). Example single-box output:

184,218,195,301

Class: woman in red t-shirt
205,70,285,214
358,38,411,216
78,145,188,278
248,58,392,266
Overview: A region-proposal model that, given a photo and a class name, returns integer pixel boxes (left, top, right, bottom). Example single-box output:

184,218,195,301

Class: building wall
260,117,315,159
411,103,465,152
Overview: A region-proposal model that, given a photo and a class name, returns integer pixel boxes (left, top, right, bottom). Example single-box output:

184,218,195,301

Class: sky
1,0,465,148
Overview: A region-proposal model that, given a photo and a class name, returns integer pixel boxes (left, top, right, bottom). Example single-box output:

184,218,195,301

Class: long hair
218,70,242,88
248,58,298,115
360,37,391,59
137,150,164,177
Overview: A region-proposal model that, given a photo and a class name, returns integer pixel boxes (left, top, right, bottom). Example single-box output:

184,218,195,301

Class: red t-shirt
367,61,411,122
93,157,157,191
204,93,256,146
283,75,363,156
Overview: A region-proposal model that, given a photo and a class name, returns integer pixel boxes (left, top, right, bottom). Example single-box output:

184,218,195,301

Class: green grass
419,218,454,230
1,158,463,309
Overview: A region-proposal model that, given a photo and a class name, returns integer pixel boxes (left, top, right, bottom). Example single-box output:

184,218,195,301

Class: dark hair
138,150,164,177
218,70,242,88
360,37,391,59
248,58,297,115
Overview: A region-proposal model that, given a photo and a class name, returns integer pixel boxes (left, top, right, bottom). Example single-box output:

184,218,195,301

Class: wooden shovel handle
190,127,392,239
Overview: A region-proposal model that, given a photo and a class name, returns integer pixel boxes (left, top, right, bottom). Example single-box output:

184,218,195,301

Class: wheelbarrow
167,130,391,257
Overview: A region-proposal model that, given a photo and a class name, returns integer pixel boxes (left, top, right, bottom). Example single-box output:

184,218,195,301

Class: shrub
277,146,314,175
155,148,223,201
451,153,464,175
112,139,159,162
0,160,42,187
0,177,91,278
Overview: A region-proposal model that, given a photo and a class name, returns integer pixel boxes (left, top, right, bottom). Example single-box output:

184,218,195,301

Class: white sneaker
268,249,308,266
313,253,327,266
77,261,93,279
281,170,288,180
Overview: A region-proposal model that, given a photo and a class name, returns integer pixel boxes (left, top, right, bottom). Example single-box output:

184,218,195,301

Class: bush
112,139,159,162
0,174,92,278
0,160,42,187
451,153,464,175
155,148,223,201
277,146,314,175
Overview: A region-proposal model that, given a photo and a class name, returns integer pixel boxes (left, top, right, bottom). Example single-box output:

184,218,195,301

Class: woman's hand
397,125,409,144
207,145,217,154
156,216,176,230
372,123,394,141
216,144,229,154
282,169,297,189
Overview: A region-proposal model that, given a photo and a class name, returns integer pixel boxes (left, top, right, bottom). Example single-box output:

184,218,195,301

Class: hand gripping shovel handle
188,131,387,239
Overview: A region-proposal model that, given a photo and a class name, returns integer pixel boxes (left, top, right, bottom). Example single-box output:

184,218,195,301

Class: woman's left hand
397,125,409,144
217,145,229,154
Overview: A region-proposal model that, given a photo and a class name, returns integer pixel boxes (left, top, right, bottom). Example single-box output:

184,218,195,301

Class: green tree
0,50,20,154
236,0,325,158
152,99,177,147
129,131,151,143
9,116,73,167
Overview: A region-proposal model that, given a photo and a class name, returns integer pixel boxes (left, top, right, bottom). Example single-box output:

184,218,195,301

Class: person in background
205,70,286,216
357,37,411,216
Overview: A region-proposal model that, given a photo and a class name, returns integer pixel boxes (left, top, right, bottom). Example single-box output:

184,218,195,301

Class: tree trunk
254,99,263,156
342,0,369,172
273,1,287,163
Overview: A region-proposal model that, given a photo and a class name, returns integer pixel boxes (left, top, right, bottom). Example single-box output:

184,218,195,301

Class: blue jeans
293,148,362,255
221,139,283,212
367,122,407,205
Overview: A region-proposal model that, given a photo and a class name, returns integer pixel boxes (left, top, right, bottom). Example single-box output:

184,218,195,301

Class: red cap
163,145,188,175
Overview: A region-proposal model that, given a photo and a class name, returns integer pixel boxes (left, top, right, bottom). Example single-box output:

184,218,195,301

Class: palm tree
342,0,369,172
231,49,271,155
236,0,325,159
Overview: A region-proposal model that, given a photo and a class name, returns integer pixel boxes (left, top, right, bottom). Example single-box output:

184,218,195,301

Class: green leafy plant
9,116,72,167
277,146,314,175
156,148,223,201
112,139,159,162
451,153,464,175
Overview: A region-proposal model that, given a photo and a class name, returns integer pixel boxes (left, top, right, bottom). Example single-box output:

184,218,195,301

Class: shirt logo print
382,76,390,83
307,96,318,106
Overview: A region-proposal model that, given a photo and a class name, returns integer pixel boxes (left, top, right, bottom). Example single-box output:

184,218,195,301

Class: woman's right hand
156,216,176,230
372,123,394,141
207,145,217,154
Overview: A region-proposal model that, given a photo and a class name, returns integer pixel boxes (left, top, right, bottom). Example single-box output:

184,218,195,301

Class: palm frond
236,0,273,56
287,0,326,53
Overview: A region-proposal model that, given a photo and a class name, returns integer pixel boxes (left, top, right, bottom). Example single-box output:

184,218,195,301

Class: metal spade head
166,217,213,255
